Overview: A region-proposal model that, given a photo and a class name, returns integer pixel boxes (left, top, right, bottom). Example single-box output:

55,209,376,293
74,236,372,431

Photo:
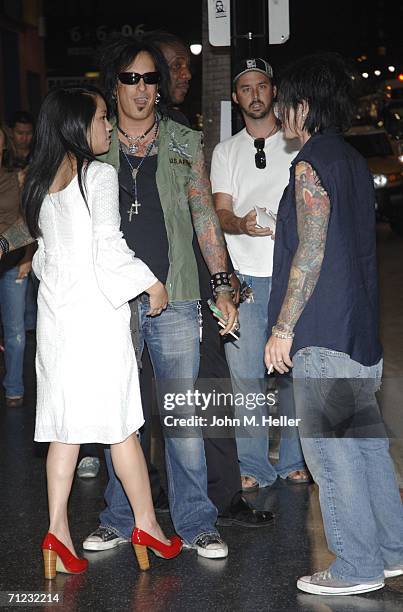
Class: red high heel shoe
41,533,88,579
131,528,183,571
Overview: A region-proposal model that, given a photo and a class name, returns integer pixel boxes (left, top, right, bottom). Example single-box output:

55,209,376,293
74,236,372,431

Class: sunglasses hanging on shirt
252,122,280,169
118,71,160,85
254,138,266,169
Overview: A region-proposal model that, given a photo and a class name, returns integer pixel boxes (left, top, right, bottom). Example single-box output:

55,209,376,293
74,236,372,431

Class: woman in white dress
22,87,182,577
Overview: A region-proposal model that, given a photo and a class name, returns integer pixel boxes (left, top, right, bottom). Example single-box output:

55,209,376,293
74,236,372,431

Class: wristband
210,271,231,298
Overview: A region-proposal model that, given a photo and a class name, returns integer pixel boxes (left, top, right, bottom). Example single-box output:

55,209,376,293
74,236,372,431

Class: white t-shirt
211,128,299,277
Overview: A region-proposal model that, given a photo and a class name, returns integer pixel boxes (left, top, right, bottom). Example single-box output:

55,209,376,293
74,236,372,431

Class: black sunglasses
118,71,160,85
254,138,266,169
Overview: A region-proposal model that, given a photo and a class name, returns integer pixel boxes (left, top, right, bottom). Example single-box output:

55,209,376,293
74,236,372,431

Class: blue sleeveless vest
268,129,382,366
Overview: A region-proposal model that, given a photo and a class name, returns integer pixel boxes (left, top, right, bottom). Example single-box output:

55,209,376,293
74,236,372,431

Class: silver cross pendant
127,200,141,222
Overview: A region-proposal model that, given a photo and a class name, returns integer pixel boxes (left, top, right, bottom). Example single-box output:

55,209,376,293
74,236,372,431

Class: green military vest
99,116,200,301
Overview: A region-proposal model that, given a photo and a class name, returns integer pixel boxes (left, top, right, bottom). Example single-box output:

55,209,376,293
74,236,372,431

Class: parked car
344,126,403,235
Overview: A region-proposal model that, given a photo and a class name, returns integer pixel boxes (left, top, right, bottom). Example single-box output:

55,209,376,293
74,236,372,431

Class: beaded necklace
117,117,157,155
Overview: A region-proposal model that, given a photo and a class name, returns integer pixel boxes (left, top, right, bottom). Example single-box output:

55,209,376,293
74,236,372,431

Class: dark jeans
196,236,242,513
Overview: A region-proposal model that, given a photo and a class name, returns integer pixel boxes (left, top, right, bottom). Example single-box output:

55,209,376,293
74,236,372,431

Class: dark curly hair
97,35,170,117
278,53,355,135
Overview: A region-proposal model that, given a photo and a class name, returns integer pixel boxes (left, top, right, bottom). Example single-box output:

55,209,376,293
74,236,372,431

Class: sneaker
77,457,100,478
297,569,384,596
83,527,129,551
384,563,403,578
192,534,228,559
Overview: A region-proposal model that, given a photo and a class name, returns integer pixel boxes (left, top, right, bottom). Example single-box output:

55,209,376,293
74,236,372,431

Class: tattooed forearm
1,217,35,253
276,161,330,332
188,147,227,273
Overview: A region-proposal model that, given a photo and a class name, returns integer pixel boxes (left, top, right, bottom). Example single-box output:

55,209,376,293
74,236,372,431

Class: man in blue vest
265,53,403,595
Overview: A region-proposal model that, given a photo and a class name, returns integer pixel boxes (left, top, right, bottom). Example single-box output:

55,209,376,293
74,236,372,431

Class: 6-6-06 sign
69,23,145,44
45,20,147,75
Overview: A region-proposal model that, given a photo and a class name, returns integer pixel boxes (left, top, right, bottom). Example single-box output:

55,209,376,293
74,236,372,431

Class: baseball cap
232,58,274,85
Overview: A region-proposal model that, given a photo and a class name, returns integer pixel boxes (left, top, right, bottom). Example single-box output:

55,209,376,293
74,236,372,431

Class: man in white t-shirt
211,58,309,491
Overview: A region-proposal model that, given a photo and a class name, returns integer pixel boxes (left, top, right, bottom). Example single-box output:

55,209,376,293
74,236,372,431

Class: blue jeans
293,347,403,581
224,274,305,486
100,299,218,544
0,266,28,397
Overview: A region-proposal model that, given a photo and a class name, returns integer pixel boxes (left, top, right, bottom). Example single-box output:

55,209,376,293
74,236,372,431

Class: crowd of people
1,29,402,598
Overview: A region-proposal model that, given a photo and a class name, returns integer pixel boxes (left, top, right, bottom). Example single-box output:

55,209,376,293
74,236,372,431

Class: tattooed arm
0,217,35,256
188,145,237,332
265,161,330,373
188,146,227,272
277,161,330,332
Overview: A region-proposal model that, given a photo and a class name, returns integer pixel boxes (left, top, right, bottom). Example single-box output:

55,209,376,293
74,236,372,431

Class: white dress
33,162,157,444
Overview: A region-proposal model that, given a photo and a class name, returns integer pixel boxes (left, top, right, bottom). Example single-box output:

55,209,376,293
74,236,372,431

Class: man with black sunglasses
82,35,238,560
211,58,308,493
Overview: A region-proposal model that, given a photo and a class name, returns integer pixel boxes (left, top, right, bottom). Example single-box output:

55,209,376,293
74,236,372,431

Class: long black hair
277,53,355,135
23,86,106,238
97,34,170,117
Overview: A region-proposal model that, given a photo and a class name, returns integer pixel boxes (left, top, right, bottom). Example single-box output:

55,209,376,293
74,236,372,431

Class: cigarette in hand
217,320,239,340
267,364,274,374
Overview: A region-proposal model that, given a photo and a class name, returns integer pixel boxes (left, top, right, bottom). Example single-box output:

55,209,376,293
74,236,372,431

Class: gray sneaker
384,563,403,578
83,527,129,551
191,534,228,559
297,569,384,595
77,457,100,478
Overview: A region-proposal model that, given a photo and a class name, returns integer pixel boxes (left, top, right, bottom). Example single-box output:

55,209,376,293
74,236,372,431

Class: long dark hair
23,86,106,238
97,34,170,117
278,53,355,135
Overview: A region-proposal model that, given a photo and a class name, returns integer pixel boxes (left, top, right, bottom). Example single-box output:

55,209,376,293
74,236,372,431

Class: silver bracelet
271,325,295,340
214,285,234,294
